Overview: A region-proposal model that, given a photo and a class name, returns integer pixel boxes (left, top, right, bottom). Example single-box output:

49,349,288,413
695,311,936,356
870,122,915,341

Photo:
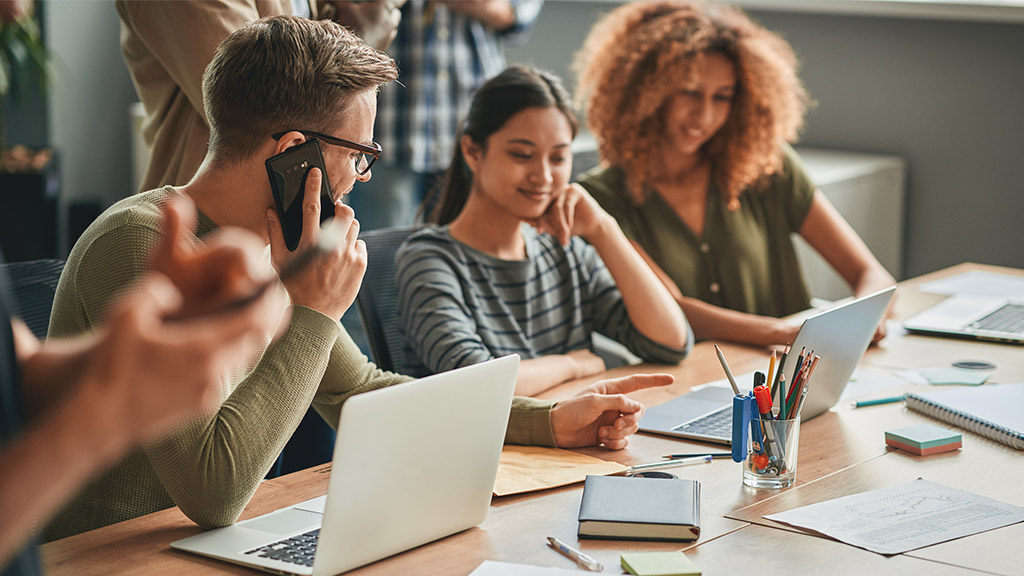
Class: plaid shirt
376,0,543,173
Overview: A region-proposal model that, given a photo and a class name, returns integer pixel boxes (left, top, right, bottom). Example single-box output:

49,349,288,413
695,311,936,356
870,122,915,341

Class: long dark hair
427,65,579,225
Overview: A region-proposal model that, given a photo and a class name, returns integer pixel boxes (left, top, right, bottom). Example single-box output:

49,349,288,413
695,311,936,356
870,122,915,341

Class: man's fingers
590,373,674,395
586,392,643,418
266,209,287,260
300,167,324,246
339,205,360,249
127,273,183,325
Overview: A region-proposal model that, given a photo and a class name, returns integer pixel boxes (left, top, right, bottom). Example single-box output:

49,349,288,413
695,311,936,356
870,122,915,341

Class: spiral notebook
905,383,1024,450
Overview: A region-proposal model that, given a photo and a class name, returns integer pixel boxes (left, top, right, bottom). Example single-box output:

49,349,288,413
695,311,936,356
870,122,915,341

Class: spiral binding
906,393,1024,450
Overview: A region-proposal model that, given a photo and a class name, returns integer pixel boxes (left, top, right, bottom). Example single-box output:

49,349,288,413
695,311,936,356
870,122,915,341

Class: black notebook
905,383,1024,450
577,476,701,541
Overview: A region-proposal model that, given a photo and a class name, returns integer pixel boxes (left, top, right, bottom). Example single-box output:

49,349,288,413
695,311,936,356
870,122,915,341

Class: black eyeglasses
272,130,382,175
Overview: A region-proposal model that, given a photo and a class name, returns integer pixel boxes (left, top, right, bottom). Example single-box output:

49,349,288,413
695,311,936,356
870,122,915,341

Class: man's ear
272,131,308,156
460,134,482,173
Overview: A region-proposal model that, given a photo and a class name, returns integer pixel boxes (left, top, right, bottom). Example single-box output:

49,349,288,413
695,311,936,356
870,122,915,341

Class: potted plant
1,0,51,165
1,0,57,261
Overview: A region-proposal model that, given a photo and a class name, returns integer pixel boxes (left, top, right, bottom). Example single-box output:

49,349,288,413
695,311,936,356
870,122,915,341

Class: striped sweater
396,225,690,377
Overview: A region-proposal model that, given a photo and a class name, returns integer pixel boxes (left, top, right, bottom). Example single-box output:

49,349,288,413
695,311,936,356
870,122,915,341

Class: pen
714,344,741,395
753,371,766,389
547,536,603,572
852,395,906,408
625,455,714,475
662,452,732,459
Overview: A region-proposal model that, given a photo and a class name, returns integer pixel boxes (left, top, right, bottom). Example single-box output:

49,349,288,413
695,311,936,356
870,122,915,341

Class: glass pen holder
743,417,799,489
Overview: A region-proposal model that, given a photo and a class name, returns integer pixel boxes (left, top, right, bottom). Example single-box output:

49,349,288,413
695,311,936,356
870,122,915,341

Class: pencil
851,395,905,408
767,350,777,393
714,344,741,395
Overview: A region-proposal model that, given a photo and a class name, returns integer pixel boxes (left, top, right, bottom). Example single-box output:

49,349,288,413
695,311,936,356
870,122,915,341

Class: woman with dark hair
575,1,895,347
395,65,691,396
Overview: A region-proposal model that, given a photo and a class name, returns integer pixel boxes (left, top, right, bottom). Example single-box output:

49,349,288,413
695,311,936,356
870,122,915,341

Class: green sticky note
621,551,701,576
919,368,991,386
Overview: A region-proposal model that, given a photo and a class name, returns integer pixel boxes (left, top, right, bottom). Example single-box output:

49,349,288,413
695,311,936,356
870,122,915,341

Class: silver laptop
171,355,520,575
640,286,896,444
903,294,1024,344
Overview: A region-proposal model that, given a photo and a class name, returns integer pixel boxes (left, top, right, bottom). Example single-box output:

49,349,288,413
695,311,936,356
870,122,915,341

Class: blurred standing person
116,0,405,192
349,0,544,230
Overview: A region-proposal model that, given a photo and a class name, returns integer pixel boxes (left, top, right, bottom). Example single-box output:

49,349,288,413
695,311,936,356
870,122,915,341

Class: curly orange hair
574,1,808,208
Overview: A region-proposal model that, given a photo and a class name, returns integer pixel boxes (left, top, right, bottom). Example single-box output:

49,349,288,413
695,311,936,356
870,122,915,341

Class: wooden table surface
41,263,1024,575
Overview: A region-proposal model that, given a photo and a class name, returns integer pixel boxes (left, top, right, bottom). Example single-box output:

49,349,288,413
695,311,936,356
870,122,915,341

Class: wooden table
42,263,1024,575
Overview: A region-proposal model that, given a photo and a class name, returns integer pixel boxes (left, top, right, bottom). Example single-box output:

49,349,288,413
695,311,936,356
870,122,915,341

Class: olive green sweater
43,187,555,541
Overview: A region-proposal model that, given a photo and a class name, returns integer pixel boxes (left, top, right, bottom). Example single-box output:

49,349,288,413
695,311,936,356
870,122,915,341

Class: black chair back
355,226,417,374
0,258,65,339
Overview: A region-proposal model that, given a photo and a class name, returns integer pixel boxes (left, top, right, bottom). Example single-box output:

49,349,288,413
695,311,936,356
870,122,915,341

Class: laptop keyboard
969,303,1024,335
672,405,732,438
244,528,319,567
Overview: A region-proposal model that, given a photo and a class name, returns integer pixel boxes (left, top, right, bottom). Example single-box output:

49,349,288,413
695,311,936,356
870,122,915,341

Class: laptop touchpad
244,508,322,535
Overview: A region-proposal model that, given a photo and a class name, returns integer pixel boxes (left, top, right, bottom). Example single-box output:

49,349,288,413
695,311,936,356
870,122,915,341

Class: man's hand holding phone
267,167,367,320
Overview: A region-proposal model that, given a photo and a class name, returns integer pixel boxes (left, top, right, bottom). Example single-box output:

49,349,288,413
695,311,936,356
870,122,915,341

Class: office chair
354,226,417,375
0,258,66,340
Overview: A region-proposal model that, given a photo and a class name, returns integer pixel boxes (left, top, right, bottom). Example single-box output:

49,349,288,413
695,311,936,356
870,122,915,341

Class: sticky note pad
919,368,991,386
885,424,962,456
621,551,701,576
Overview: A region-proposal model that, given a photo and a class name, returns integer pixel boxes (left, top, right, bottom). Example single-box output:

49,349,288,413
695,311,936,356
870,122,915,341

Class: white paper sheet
468,560,589,575
766,479,1024,555
918,271,1024,298
839,367,913,402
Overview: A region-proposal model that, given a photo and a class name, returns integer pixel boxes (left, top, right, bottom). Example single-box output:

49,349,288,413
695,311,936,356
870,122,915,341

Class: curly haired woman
575,0,894,347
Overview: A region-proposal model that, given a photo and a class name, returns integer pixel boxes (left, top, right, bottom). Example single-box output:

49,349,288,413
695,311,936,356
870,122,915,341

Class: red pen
752,385,778,466
753,385,774,420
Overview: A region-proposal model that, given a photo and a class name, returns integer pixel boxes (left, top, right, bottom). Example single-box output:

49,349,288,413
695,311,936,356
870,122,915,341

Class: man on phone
45,16,673,541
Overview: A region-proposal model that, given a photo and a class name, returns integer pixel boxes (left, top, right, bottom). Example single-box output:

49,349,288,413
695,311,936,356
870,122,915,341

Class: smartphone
266,139,335,251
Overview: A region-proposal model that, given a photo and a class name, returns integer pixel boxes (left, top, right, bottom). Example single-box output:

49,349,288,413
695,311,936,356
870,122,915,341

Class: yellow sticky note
492,446,625,496
621,551,701,576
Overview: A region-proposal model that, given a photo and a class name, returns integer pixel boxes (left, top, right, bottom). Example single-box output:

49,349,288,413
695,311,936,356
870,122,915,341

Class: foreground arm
2,216,280,564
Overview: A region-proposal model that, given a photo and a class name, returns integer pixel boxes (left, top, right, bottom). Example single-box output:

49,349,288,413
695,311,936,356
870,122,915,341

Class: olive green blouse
577,145,816,320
